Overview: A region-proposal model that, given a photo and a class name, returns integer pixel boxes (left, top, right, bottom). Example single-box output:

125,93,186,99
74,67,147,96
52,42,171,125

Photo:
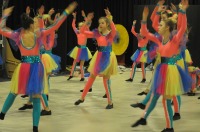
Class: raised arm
41,2,78,36
141,6,161,46
104,8,116,41
172,0,188,46
79,11,94,33
71,12,79,34
172,10,187,45
0,7,19,41
131,20,138,36
151,0,165,21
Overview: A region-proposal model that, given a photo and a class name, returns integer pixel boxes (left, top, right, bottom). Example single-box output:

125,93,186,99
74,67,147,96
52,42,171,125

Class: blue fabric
166,99,173,128
141,90,152,105
144,94,160,119
1,93,17,114
68,46,91,61
32,98,41,127
98,52,110,73
177,65,192,92
26,63,44,95
130,49,140,62
42,94,48,107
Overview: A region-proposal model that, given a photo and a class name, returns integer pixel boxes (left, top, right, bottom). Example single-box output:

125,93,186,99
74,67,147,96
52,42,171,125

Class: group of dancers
0,0,199,132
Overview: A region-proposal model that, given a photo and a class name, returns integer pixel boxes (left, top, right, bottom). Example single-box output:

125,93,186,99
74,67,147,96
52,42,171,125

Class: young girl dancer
74,8,117,109
125,20,149,83
0,2,77,132
67,11,92,81
131,1,191,131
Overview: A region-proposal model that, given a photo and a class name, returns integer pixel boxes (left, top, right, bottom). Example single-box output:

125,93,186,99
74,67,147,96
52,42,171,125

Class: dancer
67,10,93,81
125,20,149,83
0,2,77,132
131,1,191,131
74,8,117,109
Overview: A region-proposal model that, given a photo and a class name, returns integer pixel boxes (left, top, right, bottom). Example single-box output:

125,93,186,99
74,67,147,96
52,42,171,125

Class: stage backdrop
4,0,200,70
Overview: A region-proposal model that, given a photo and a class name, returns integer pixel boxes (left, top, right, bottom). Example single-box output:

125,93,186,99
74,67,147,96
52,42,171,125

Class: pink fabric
18,63,31,94
157,64,168,94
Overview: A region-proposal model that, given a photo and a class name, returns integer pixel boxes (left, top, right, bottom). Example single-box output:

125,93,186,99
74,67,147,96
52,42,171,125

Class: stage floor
0,69,200,132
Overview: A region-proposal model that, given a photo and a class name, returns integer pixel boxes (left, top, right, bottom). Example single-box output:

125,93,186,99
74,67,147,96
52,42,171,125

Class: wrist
64,9,70,15
179,9,186,14
141,20,147,24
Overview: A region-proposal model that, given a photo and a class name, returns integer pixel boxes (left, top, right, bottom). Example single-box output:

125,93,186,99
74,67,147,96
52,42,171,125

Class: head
161,10,173,21
158,19,176,35
37,5,45,15
98,17,110,32
20,13,34,31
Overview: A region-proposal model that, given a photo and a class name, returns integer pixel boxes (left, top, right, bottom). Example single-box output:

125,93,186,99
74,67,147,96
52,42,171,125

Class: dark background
1,0,200,71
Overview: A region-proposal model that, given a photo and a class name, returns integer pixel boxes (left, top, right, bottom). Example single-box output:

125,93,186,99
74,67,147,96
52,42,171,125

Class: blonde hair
98,17,111,31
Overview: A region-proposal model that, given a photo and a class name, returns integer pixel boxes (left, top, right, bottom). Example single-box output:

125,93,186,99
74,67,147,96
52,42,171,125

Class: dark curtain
4,0,200,70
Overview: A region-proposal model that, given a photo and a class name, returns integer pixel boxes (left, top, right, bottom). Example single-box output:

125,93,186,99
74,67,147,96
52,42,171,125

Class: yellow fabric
10,64,21,94
43,69,49,94
88,51,118,76
69,46,92,60
164,65,184,98
41,54,58,74
133,50,148,63
176,58,185,70
185,49,192,64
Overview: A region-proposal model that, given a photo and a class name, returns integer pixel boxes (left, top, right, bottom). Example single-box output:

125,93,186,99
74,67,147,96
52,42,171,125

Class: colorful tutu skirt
88,46,118,76
131,47,149,63
175,53,186,71
182,49,192,64
40,49,58,74
10,56,48,95
151,57,192,99
68,45,92,61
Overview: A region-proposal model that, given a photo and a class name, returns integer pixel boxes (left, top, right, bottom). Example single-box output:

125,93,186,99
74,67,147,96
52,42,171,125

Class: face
161,13,168,21
38,5,45,15
98,18,108,31
158,21,169,35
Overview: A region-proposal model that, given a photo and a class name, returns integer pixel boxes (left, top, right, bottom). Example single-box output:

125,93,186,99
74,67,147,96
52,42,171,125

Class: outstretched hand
81,10,86,18
181,0,189,11
158,0,165,6
48,8,55,15
3,6,14,16
170,3,177,13
87,12,94,21
142,6,149,21
133,20,137,25
66,1,78,14
72,12,77,18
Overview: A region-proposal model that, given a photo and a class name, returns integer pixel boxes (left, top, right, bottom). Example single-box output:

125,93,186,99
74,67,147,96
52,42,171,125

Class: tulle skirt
10,62,48,95
41,53,58,74
88,51,118,76
68,46,92,61
151,61,192,99
131,49,150,63
183,49,192,64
